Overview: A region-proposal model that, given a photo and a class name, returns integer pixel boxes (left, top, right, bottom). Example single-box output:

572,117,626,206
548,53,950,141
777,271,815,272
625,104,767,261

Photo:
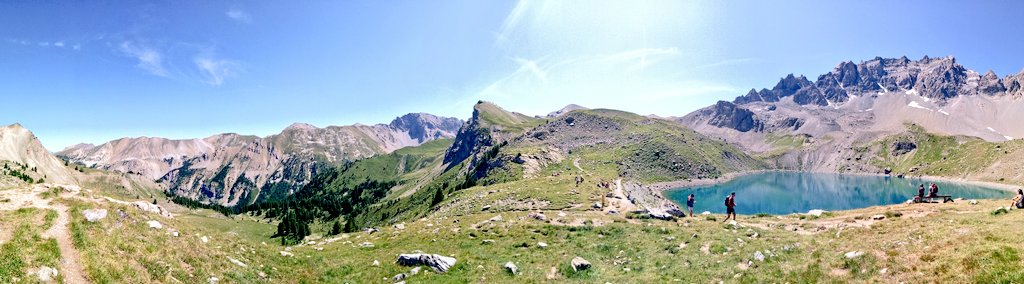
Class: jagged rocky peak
730,55,1012,107
389,113,463,143
700,101,762,133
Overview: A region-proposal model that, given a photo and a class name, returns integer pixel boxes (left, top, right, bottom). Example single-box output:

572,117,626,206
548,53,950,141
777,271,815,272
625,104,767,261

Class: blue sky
3,0,1024,151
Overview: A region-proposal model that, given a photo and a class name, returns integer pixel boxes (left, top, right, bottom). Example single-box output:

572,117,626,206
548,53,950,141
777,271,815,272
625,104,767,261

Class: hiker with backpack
723,192,736,222
686,194,695,217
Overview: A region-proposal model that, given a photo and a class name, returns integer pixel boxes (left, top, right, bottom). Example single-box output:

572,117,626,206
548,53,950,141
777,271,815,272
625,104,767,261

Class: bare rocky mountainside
57,113,461,206
681,56,1024,175
0,124,77,186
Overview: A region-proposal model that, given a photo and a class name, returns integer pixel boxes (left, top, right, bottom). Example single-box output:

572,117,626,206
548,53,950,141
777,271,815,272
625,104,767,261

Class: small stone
146,220,162,229
208,276,219,284
201,236,209,243
394,223,406,230
701,211,711,215
537,242,549,248
360,242,374,248
258,271,267,278
482,205,491,211
172,231,179,237
372,260,380,266
845,251,864,259
229,257,247,268
279,251,293,257
504,261,518,275
315,247,324,251
871,215,886,220
393,273,407,282
969,200,979,205
592,202,603,209
807,209,826,217
482,239,496,244
410,267,421,275
754,251,765,262
489,215,503,222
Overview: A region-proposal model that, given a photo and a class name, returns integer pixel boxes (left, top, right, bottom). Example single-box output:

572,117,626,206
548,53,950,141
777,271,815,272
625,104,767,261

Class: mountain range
681,55,1024,173
57,113,461,206
43,55,1024,208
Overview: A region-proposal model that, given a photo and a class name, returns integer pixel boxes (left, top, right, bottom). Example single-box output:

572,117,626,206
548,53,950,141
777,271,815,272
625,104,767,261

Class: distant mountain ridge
681,55,1024,172
58,113,462,206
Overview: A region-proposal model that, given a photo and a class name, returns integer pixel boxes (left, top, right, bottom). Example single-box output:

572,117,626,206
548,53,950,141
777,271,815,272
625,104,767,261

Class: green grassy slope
869,124,1024,185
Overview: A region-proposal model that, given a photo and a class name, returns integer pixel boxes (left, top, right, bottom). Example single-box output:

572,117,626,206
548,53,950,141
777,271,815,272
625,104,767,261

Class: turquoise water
665,172,1013,215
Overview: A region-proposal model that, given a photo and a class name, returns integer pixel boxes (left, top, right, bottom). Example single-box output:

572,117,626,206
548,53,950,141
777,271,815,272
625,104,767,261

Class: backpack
724,196,731,207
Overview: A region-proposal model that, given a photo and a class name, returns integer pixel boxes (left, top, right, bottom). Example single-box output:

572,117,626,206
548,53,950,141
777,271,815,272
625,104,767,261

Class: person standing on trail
686,194,696,217
723,192,737,222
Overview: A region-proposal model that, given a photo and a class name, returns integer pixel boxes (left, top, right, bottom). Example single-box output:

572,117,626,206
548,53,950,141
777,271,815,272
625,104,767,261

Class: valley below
4,55,1024,283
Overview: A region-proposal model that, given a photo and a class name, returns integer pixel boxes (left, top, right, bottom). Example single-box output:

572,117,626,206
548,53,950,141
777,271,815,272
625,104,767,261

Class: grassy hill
868,124,1024,185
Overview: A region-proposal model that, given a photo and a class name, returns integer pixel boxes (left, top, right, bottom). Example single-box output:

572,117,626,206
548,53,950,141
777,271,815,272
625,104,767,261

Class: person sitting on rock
1012,189,1024,209
929,183,939,197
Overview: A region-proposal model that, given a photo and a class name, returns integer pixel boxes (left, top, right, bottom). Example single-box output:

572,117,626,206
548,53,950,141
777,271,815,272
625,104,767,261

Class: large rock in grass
82,209,108,222
396,253,457,273
571,256,591,272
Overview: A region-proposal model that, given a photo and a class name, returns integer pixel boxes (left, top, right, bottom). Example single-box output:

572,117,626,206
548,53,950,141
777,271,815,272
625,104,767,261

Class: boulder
82,209,108,222
806,209,826,217
392,273,407,282
146,220,163,229
35,266,58,282
504,261,518,275
132,201,173,218
528,212,548,221
394,223,405,230
570,256,591,272
396,253,457,273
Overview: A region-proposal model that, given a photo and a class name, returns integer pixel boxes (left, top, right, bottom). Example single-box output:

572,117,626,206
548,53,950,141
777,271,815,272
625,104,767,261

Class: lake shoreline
649,170,1021,194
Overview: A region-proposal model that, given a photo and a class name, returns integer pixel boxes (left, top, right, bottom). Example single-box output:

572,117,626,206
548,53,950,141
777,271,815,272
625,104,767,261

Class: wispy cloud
226,8,252,23
693,58,756,70
195,56,239,86
119,41,168,77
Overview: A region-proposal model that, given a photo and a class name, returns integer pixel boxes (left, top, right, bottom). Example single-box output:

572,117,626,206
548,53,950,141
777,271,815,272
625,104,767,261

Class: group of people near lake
676,184,1024,221
682,192,737,223
914,183,942,202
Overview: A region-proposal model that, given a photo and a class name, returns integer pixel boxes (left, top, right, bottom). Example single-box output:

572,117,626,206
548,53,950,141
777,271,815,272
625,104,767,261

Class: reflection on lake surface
665,172,1012,215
